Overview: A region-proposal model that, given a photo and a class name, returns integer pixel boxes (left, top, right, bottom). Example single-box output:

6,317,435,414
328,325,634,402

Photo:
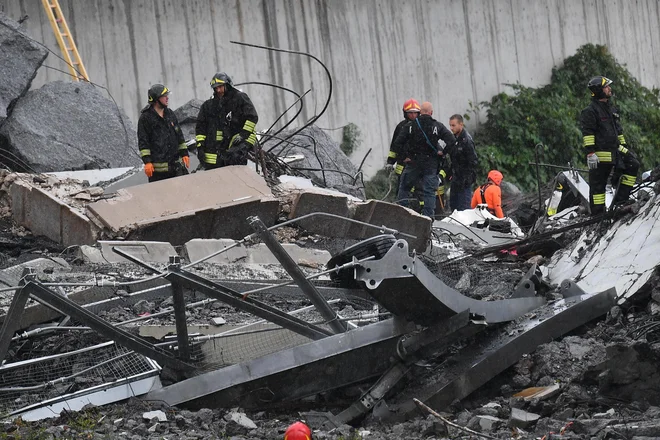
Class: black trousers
588,151,639,215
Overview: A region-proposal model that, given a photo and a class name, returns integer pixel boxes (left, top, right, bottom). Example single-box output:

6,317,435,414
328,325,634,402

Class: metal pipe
528,162,588,173
248,216,347,333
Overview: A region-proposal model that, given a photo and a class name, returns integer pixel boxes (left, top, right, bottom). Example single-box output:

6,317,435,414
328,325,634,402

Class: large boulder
0,81,141,172
173,98,203,141
0,13,48,125
262,125,365,198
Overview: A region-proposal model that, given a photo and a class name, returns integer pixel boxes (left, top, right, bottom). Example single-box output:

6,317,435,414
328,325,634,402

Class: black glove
230,134,244,149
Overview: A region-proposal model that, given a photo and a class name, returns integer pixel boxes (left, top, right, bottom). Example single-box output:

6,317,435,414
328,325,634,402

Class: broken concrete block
351,200,431,252
0,257,70,288
143,410,167,422
184,239,249,263
0,81,140,172
477,415,502,432
78,240,177,264
10,178,97,246
86,166,278,245
290,188,352,237
224,410,257,435
290,191,431,253
211,317,226,326
509,408,541,429
0,13,48,124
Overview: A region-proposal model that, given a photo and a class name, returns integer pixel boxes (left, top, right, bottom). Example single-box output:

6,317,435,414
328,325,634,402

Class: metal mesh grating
0,341,158,417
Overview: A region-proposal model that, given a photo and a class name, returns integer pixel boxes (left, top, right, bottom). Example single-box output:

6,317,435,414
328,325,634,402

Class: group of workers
386,73,639,219
385,98,505,219
137,72,258,183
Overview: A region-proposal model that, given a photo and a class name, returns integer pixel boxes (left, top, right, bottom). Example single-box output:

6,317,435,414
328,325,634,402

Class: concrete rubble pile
3,11,660,440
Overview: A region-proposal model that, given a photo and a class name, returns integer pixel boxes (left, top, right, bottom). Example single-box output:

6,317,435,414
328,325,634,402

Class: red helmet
284,421,312,440
402,98,421,114
488,170,503,185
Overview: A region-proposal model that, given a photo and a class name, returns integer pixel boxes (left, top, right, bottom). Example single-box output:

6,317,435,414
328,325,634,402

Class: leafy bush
364,168,397,202
340,122,362,156
472,44,660,191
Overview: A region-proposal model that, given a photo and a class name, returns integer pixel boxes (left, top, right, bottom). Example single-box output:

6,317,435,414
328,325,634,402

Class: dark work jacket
196,88,259,155
580,99,624,157
392,114,456,163
444,128,478,189
386,119,409,165
137,106,187,164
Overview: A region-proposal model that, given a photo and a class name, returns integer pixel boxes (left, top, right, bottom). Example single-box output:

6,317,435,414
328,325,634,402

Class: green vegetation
365,168,397,202
340,122,362,157
365,44,660,195
472,44,660,191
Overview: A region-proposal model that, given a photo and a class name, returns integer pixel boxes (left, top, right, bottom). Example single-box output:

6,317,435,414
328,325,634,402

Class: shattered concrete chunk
0,81,140,172
509,408,540,429
0,13,48,125
142,410,167,422
211,317,226,326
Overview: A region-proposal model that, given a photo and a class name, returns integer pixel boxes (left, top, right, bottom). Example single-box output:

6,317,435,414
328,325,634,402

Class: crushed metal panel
144,318,415,408
0,341,161,420
379,286,616,422
546,197,660,304
356,240,546,325
86,166,278,244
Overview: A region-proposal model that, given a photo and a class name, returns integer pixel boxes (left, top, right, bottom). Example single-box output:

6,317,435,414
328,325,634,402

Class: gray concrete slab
10,179,97,247
0,257,70,288
78,241,178,264
289,190,431,253
46,167,134,186
86,166,278,245
184,238,331,266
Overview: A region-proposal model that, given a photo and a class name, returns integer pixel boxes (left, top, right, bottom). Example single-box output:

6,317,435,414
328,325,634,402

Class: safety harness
415,118,438,154
479,182,496,215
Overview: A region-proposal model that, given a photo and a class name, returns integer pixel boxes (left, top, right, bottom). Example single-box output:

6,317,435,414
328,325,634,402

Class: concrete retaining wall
2,0,659,176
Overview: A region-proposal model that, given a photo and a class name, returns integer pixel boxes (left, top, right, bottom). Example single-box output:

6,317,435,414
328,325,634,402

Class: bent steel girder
355,240,546,326
378,286,616,422
144,317,416,409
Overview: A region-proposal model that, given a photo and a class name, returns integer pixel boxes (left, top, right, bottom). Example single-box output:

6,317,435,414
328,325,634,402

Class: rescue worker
446,114,478,211
580,76,639,215
391,101,456,218
385,98,421,179
471,170,505,218
195,72,258,170
284,421,312,440
137,84,189,182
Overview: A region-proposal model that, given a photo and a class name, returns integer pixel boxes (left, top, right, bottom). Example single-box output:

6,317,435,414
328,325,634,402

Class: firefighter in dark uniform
195,72,258,170
137,84,189,182
386,98,421,178
580,76,639,215
392,101,456,218
385,99,425,208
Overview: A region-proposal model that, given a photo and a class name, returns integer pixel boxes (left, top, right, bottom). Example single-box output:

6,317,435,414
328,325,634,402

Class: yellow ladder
41,0,89,82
